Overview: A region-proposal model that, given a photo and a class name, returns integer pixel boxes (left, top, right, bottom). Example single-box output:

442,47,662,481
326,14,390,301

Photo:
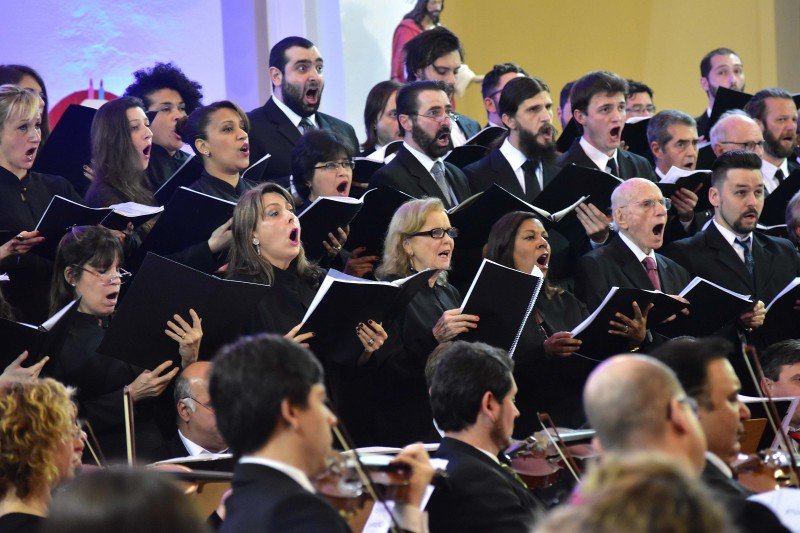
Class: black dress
0,167,82,323
147,144,190,190
187,170,256,203
0,512,44,533
44,311,167,462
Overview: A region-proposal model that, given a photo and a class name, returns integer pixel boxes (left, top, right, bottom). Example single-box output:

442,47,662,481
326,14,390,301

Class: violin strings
537,414,581,483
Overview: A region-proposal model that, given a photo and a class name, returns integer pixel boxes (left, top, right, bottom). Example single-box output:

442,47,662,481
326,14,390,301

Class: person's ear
573,108,586,127
269,66,283,88
700,77,709,94
64,266,77,287
196,138,210,157
177,399,192,423
280,398,302,431
501,113,516,131
709,186,721,208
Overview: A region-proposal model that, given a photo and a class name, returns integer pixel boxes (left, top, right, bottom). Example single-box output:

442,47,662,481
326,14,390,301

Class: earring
205,151,211,157
252,238,261,255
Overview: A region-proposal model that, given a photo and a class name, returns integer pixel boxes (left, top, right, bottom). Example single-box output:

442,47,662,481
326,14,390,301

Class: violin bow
123,385,136,467
537,412,582,483
79,417,105,467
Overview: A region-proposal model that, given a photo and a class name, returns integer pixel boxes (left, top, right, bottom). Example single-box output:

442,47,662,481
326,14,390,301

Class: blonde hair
0,378,76,500
376,197,448,280
0,83,41,133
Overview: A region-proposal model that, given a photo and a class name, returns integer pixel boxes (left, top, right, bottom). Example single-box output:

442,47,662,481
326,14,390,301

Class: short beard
517,124,557,162
764,128,796,159
411,119,452,159
281,79,320,118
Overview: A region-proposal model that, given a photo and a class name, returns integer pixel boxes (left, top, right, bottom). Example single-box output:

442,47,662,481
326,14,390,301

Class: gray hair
646,110,696,149
709,109,752,146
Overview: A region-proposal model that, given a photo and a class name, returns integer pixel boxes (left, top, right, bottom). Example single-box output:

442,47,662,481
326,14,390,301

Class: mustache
436,126,451,136
538,123,557,137
741,208,759,218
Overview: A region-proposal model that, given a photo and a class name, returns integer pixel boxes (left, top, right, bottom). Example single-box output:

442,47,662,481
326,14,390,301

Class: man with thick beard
745,88,800,194
247,36,358,187
369,80,471,207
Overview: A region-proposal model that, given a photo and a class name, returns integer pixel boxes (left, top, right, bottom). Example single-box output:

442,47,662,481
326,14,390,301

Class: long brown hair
226,183,322,285
87,96,155,206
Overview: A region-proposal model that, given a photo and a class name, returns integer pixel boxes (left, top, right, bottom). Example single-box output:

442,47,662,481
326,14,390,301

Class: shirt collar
655,167,668,181
713,218,752,245
500,138,528,172
238,456,315,493
760,158,789,191
618,230,658,262
705,451,733,478
579,136,618,172
403,141,441,173
272,96,318,130
177,429,225,457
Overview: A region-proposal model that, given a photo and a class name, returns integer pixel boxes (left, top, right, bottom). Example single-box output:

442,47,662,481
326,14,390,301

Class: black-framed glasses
409,227,458,239
313,160,356,172
620,198,672,211
626,104,656,114
410,109,458,123
75,266,131,285
719,140,764,151
185,396,215,413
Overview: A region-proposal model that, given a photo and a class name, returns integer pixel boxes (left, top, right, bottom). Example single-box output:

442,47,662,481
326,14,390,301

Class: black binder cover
762,277,800,335
97,253,269,366
32,104,94,195
760,169,800,226
708,87,753,131
655,170,713,212
467,126,507,148
154,155,204,205
534,163,623,214
556,117,580,153
444,144,488,169
0,299,79,368
298,197,364,262
621,118,653,164
344,187,416,257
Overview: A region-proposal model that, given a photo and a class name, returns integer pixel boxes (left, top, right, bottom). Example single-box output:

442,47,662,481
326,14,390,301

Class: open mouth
336,180,349,194
240,143,250,157
105,290,119,305
609,126,621,139
142,145,151,157
652,223,665,236
305,87,319,105
25,146,37,160
436,130,451,145
289,227,300,245
536,253,549,268
437,249,451,259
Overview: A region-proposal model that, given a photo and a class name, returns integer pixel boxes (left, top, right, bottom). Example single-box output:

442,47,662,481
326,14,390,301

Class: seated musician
209,333,434,533
426,340,543,533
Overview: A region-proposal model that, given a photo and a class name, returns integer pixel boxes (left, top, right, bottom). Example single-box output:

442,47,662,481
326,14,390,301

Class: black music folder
345,186,416,257
534,163,623,214
655,277,753,338
572,287,689,359
458,259,544,355
298,196,364,262
240,153,272,183
444,144,488,169
620,117,653,164
556,117,580,153
33,195,163,259
760,169,800,226
97,253,269,366
762,277,800,335
153,155,204,205
0,299,79,368
32,104,95,196
708,87,753,130
466,126,507,148
299,268,436,364
656,168,713,212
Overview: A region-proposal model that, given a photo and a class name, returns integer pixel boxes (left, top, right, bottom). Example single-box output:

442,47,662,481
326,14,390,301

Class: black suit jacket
695,111,711,140
427,437,541,533
463,147,559,203
368,145,472,207
221,462,349,533
556,138,657,182
574,235,692,312
455,112,481,140
247,97,359,187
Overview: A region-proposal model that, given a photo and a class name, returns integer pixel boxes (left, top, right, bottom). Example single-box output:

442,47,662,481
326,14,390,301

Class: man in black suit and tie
211,334,434,533
653,337,790,533
247,36,359,187
369,80,471,207
695,48,746,139
426,341,542,532
480,62,527,129
744,88,800,194
403,27,481,145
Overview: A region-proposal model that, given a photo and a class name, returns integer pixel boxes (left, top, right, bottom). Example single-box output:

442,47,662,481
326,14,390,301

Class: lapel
397,147,447,201
569,138,602,171
750,234,772,298
610,237,654,289
542,159,560,189
617,150,634,180
489,150,525,197
266,98,301,146
655,255,677,293
704,224,755,293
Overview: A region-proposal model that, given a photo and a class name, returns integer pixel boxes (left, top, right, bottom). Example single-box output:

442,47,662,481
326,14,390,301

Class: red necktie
643,257,661,291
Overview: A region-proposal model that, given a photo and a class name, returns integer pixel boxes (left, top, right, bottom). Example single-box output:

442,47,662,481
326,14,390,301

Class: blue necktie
734,237,754,276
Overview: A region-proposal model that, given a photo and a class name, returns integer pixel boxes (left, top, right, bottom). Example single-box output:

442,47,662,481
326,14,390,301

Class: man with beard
464,76,558,203
663,151,800,359
426,341,543,533
368,80,471,207
247,36,358,187
404,27,482,146
745,89,800,194
695,48,746,139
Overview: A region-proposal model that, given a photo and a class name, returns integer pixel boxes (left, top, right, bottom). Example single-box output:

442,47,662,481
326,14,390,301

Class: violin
732,450,796,493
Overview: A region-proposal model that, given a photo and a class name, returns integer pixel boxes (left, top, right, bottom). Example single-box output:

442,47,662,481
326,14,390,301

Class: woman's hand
208,218,233,254
543,332,582,358
128,360,179,401
322,226,349,257
432,309,480,343
164,309,203,368
355,320,388,365
1,351,49,388
575,203,611,244
608,301,651,347
285,323,314,348
0,231,44,261
343,246,379,278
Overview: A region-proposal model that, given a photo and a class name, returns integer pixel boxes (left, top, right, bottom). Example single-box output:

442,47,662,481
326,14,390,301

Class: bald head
175,361,227,453
710,111,764,157
610,178,668,253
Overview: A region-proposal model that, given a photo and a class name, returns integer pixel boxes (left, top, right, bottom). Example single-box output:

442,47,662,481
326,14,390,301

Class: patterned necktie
521,160,542,196
643,256,661,291
431,161,454,207
299,117,316,134
734,237,755,276
606,157,619,177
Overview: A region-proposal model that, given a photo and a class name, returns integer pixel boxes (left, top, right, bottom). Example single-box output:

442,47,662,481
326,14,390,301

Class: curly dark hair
124,62,203,114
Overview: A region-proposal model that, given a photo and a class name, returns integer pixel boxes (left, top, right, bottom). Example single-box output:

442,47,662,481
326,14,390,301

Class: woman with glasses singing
373,197,479,445
291,129,378,277
46,225,202,461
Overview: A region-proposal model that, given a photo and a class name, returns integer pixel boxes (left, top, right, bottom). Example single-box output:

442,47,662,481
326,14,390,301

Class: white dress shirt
713,219,753,264
760,158,790,195
273,95,319,132
580,136,619,174
403,141,458,205
499,138,543,194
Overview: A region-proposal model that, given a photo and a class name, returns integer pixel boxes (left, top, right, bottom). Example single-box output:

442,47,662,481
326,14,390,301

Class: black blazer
695,111,710,140
455,112,482,140
574,235,692,312
368,145,472,207
556,137,657,182
247,97,359,187
463,148,560,203
221,462,349,533
427,437,541,533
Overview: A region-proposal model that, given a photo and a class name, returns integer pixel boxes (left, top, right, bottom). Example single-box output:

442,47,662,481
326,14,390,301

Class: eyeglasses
719,140,764,151
185,396,215,413
313,160,356,172
410,109,458,124
620,198,672,211
409,227,459,239
674,395,699,416
76,266,131,285
626,104,656,114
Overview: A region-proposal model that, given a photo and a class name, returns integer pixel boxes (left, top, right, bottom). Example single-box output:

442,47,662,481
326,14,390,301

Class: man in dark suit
652,337,790,533
695,48,746,139
403,26,481,144
369,80,471,207
210,334,434,533
480,62,527,129
585,353,789,533
426,341,542,532
247,36,358,187
745,88,800,194
575,178,691,312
